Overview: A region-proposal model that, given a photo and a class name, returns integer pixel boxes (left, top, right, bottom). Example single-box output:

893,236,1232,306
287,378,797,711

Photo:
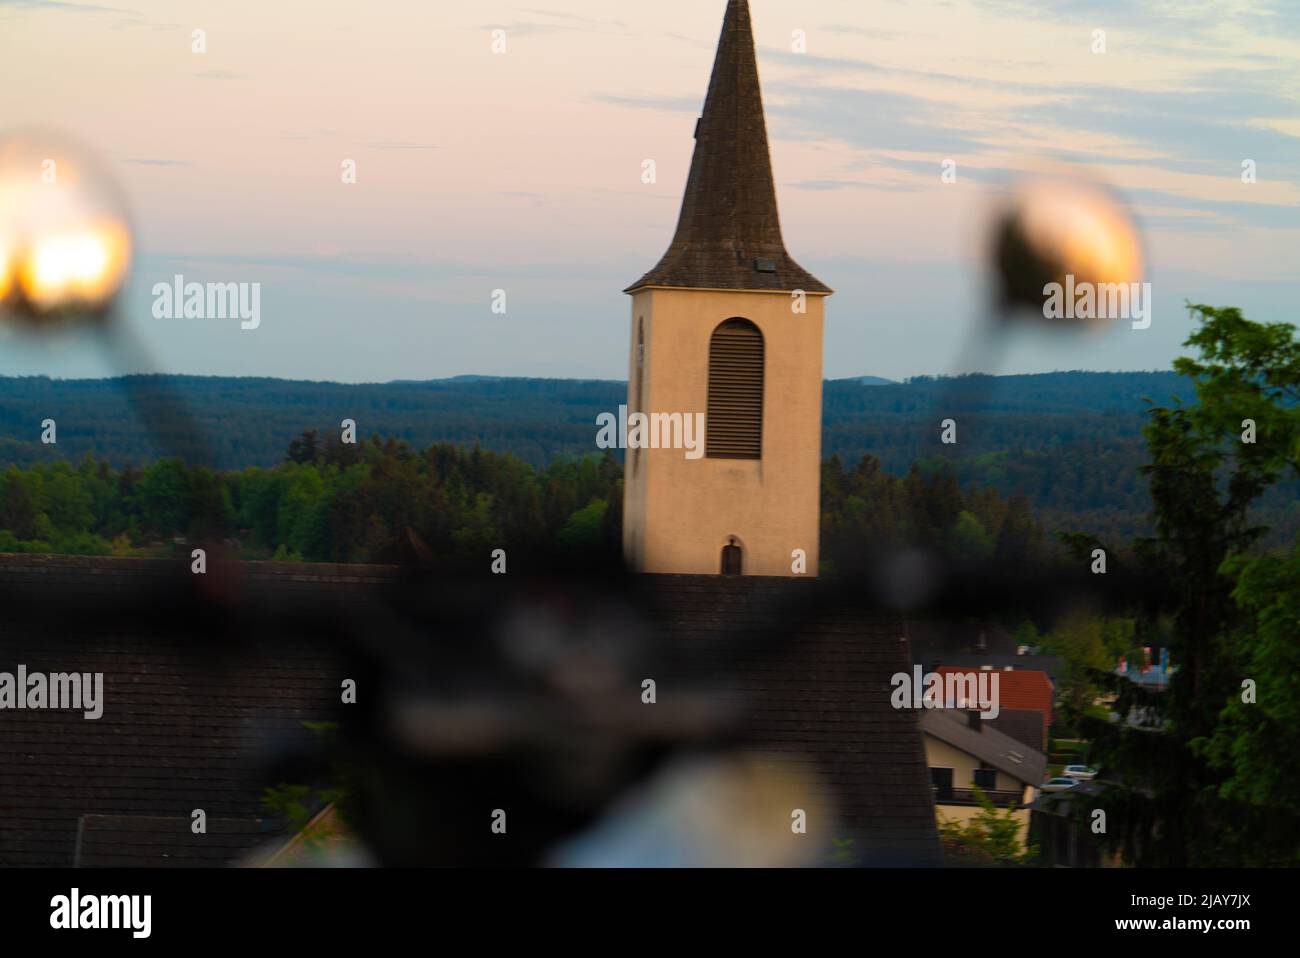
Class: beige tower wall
622,287,826,577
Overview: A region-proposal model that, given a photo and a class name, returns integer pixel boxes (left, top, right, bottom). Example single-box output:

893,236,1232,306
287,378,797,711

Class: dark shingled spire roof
625,0,831,295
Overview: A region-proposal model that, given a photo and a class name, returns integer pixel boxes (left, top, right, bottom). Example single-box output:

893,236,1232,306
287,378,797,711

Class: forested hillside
0,436,1056,575
0,371,1187,473
0,375,624,471
1,370,1295,544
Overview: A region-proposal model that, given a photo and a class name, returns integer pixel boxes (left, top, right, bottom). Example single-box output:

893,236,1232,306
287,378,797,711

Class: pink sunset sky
1,0,1296,382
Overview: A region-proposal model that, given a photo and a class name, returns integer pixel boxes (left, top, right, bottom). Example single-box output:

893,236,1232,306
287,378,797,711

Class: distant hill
0,369,1193,479
0,375,625,473
831,375,897,386
7,369,1288,543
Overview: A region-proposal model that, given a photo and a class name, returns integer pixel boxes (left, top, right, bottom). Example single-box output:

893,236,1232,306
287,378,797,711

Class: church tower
623,0,831,578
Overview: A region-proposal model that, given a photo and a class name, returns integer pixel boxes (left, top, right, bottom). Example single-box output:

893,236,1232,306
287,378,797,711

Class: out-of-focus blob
878,547,943,611
548,754,832,868
991,173,1143,328
0,130,132,325
246,805,376,869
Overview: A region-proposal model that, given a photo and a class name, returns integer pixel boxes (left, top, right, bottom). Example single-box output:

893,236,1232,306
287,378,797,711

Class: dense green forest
0,435,1058,574
0,369,1296,550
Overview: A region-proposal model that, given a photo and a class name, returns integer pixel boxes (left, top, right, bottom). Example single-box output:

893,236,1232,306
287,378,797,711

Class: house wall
923,734,1030,796
623,287,826,577
925,733,1035,850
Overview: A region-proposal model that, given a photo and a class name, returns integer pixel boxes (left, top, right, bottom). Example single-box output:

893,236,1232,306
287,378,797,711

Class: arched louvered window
707,319,764,459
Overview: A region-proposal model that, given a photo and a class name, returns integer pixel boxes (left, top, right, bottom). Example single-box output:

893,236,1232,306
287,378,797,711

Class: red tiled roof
935,666,1054,737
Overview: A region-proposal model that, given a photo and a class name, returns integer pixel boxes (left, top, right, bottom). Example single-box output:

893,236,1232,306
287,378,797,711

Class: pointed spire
626,0,829,295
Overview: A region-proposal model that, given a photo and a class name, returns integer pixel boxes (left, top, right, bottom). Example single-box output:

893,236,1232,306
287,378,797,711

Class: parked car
1064,765,1098,780
1040,777,1079,792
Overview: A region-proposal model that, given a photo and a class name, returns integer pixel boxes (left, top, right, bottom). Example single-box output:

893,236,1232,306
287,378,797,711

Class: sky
0,0,1296,383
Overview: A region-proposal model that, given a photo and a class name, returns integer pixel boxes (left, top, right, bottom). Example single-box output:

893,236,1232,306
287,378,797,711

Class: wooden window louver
707,319,764,459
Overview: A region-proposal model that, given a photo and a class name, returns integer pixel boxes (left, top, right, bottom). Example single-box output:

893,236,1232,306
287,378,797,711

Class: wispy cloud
592,93,699,114
476,21,563,38
971,0,1300,39
788,177,922,193
518,8,627,28
124,157,190,166
766,83,995,155
820,23,908,41
0,0,134,13
369,140,440,151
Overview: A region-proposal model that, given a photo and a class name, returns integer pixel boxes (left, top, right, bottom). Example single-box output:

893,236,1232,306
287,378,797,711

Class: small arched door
721,537,743,576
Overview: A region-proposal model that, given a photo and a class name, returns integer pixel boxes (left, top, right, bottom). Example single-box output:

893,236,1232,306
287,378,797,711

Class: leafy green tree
555,500,607,554
0,470,38,540
450,492,501,561
949,510,995,561
286,429,320,465
137,459,190,537
1083,304,1300,866
936,787,1037,866
1202,548,1300,811
1040,611,1113,730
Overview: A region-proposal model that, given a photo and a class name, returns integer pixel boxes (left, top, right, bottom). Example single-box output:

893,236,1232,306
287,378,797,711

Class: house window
706,318,764,459
721,537,743,576
973,768,998,791
930,767,954,800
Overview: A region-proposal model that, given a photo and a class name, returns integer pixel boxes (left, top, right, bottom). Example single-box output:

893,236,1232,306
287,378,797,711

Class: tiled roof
75,815,270,867
986,708,1048,754
936,666,1054,739
0,555,392,867
625,0,831,295
920,710,1047,786
645,574,940,865
0,555,939,866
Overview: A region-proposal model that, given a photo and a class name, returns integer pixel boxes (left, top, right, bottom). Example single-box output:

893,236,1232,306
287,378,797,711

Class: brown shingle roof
644,574,940,865
74,815,270,867
986,707,1048,754
0,556,938,866
625,0,831,295
0,555,390,867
